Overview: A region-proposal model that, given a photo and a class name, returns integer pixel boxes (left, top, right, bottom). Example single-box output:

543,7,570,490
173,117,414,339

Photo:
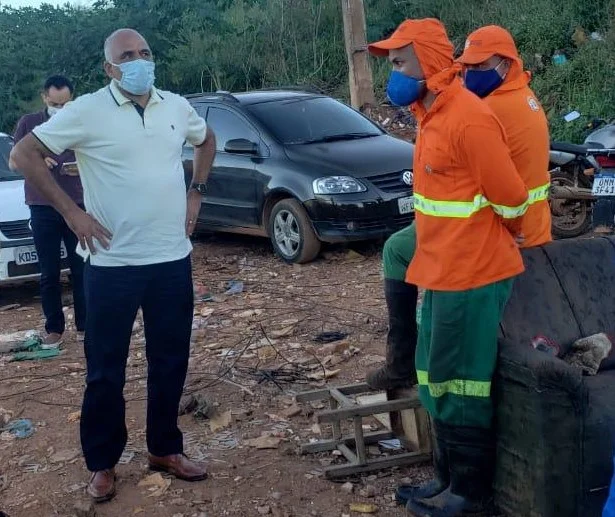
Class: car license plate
398,196,415,214
15,243,68,266
592,174,615,196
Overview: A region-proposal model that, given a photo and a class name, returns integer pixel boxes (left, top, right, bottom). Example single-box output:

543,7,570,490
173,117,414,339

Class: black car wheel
269,199,321,264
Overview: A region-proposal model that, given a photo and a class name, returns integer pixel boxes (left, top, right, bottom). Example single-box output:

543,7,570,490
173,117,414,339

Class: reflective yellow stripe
528,183,550,204
414,192,529,220
490,198,528,219
413,193,490,219
416,370,491,398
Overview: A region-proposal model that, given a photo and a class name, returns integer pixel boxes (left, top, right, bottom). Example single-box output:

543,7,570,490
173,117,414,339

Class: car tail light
596,155,615,168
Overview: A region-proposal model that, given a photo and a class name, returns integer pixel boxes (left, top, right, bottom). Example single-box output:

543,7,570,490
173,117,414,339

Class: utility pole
341,0,375,110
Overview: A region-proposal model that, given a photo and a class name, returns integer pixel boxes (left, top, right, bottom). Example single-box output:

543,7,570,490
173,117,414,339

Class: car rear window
246,96,382,144
0,136,22,181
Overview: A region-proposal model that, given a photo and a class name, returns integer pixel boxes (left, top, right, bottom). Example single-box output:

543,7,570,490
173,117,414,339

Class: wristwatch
190,183,208,195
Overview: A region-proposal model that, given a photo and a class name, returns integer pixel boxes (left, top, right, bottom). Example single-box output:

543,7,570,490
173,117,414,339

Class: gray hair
104,28,144,63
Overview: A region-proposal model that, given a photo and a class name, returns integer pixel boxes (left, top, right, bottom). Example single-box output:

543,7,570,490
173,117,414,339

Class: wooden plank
300,430,394,455
295,382,372,403
340,0,375,109
330,388,354,408
316,397,420,423
338,444,357,463
353,417,367,465
324,451,431,479
388,388,432,454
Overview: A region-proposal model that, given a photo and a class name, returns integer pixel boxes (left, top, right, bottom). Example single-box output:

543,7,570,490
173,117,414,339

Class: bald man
11,28,217,502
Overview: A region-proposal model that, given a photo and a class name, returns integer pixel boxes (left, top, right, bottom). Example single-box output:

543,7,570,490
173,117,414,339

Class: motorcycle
549,112,615,238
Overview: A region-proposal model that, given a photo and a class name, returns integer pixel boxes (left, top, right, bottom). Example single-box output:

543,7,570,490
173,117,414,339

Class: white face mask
47,106,60,117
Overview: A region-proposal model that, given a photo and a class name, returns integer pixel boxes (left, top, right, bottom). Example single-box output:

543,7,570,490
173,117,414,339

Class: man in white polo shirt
10,28,216,503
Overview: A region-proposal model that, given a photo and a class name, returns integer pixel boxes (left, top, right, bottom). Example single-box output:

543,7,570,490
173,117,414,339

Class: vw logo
27,219,32,232
402,170,413,186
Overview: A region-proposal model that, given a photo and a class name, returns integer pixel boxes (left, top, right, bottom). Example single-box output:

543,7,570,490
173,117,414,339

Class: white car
0,133,67,285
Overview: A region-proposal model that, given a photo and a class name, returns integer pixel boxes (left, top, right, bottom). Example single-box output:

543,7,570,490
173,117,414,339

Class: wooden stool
296,382,431,478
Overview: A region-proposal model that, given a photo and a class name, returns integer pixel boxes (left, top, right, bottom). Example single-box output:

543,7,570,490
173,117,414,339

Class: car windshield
0,136,22,181
246,96,383,145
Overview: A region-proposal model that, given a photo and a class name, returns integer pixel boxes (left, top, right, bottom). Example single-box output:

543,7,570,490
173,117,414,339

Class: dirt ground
0,234,438,517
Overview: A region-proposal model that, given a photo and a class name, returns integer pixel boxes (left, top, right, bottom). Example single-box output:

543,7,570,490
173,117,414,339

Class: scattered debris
257,505,271,515
0,408,12,427
349,502,378,513
224,280,244,295
118,450,135,465
67,411,81,423
358,485,377,498
50,448,80,464
378,438,402,451
209,410,232,433
344,250,365,262
245,434,282,449
341,482,354,494
65,482,88,494
207,431,238,451
1,419,34,439
179,393,215,420
270,325,296,339
138,473,171,497
307,368,340,381
235,309,263,319
72,499,96,517
281,405,301,419
313,331,348,344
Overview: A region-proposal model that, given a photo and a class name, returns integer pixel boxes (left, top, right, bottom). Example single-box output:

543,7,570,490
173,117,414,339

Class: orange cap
368,18,454,78
458,25,520,65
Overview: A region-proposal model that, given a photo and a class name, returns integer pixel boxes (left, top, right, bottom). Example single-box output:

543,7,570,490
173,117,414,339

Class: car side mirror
224,138,258,155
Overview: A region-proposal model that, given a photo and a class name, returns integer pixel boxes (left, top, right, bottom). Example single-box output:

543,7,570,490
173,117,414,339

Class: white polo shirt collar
108,79,165,107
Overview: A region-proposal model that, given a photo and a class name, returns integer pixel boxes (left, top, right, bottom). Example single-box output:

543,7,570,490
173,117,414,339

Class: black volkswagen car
183,90,415,263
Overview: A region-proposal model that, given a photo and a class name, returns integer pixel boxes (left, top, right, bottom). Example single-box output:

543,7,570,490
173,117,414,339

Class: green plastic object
10,349,60,362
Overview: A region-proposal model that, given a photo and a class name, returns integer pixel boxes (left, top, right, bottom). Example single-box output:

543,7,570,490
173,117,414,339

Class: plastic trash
224,280,244,295
313,331,348,344
378,438,402,451
2,418,34,439
552,52,567,66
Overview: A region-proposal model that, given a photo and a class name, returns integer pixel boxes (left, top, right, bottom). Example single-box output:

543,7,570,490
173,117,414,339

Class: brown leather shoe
148,454,207,481
87,469,116,502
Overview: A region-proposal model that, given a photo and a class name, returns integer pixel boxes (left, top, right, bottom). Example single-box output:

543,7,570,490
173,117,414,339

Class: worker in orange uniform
366,25,551,395
459,25,552,247
368,19,529,517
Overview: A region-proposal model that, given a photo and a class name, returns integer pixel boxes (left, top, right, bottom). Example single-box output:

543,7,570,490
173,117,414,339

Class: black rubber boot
366,278,418,390
406,423,496,517
396,420,449,505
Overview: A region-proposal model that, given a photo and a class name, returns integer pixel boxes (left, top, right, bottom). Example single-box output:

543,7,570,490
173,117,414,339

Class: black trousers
30,204,86,334
80,256,193,471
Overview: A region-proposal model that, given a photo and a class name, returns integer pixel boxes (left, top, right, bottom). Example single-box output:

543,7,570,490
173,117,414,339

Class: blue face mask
386,70,425,107
464,63,505,98
112,59,156,96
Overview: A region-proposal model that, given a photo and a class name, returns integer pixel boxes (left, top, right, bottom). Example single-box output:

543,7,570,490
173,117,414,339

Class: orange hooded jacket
459,25,552,248
369,19,528,291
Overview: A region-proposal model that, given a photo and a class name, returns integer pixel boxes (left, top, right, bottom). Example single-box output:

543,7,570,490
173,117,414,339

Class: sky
1,0,92,7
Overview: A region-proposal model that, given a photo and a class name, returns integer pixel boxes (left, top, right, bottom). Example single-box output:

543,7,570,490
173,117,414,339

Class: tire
268,198,321,264
549,171,592,239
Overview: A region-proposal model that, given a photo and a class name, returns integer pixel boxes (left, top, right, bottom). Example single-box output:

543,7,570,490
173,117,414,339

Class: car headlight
312,176,367,195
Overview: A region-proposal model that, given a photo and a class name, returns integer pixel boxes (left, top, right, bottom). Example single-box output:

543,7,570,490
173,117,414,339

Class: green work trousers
415,279,514,429
382,223,416,281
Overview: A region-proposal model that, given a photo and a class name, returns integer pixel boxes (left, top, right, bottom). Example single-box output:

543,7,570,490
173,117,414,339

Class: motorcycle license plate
592,174,615,196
